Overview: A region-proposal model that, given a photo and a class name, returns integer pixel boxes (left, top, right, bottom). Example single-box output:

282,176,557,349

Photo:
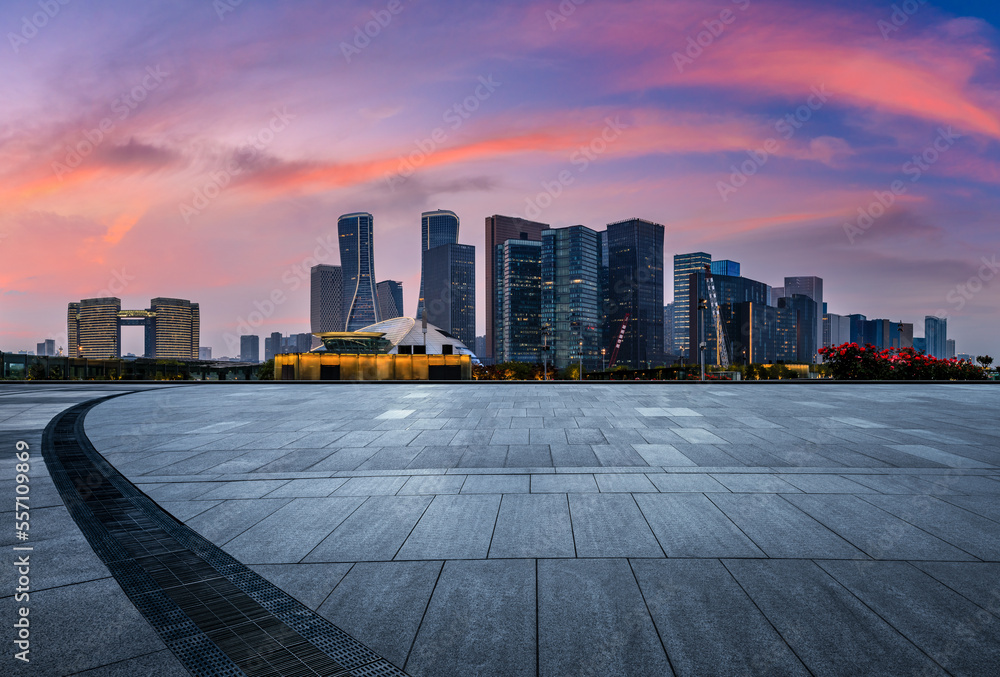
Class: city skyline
1,0,998,356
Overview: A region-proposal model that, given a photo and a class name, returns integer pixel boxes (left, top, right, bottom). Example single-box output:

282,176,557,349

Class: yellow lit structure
274,352,472,381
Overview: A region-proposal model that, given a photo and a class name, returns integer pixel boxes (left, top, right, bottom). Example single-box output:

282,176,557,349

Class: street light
601,347,606,372
541,325,552,381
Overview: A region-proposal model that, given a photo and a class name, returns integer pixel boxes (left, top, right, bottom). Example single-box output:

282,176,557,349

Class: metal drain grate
42,397,408,677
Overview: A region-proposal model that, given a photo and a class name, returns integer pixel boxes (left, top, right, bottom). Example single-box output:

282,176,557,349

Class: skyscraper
377,280,404,321
149,298,200,360
68,298,121,358
687,270,770,365
673,252,711,359
265,331,282,361
608,218,665,369
777,294,819,363
423,245,475,349
925,316,947,358
946,338,956,359
240,335,260,363
485,215,549,362
36,339,55,357
495,239,542,363
784,276,823,361
417,210,460,319
541,226,603,370
338,212,379,331
663,303,675,355
311,264,343,333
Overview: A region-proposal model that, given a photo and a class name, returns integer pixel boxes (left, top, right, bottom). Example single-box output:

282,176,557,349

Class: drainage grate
42,397,408,677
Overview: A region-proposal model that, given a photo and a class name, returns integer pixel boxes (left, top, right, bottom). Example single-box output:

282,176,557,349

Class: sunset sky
1,0,998,357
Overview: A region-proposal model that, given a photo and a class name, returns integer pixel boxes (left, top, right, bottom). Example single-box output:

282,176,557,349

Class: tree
257,359,275,380
744,364,758,381
977,355,994,370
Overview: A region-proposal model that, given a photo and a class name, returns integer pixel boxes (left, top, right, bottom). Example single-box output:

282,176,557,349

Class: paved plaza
3,382,1000,675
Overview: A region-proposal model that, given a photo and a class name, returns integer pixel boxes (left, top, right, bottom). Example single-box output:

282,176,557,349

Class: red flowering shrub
818,343,988,380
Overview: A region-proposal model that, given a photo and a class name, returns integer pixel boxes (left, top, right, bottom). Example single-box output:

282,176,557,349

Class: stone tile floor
3,382,1000,675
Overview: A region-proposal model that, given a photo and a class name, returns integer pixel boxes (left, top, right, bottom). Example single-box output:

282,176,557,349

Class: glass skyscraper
673,252,711,359
495,239,542,363
710,260,741,277
311,264,343,333
541,225,603,370
485,215,549,363
607,218,665,369
688,271,770,365
776,294,819,363
784,276,823,361
240,335,260,363
338,212,380,331
925,315,947,358
377,280,404,321
417,210,460,320
422,244,475,350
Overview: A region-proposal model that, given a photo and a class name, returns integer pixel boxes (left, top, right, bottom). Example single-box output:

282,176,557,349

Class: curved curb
41,393,408,677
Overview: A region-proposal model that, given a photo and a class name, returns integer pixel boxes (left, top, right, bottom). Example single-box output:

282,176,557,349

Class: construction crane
607,313,630,369
703,265,731,369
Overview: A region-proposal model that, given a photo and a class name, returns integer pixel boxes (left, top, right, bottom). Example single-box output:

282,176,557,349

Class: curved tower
416,210,459,319
338,212,380,331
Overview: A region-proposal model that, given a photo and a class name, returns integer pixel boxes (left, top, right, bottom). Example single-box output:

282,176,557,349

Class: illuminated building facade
311,264,343,333
67,297,199,359
338,212,380,331
608,218,665,369
541,225,603,369
673,252,711,359
495,239,542,363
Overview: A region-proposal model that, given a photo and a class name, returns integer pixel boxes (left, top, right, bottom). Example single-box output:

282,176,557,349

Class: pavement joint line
41,393,410,677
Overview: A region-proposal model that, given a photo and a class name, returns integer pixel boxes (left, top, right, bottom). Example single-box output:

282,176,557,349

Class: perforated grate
42,397,408,677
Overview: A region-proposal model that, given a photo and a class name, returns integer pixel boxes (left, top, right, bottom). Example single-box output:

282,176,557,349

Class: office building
485,215,549,362
36,339,56,357
495,239,542,363
913,337,927,354
475,335,486,357
199,347,212,360
541,225,603,370
338,212,380,331
663,303,675,355
673,252,711,359
925,316,947,358
770,287,784,306
416,210,460,319
865,319,914,350
608,218,665,369
784,277,823,360
776,294,819,363
68,296,199,360
422,244,475,349
848,314,869,345
240,335,260,363
687,271,771,365
377,280,404,322
711,260,741,277
946,339,956,360
311,265,343,334
823,310,851,348
265,331,282,361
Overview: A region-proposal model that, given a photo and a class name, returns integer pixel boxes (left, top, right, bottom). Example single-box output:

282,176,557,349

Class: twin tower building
310,211,475,349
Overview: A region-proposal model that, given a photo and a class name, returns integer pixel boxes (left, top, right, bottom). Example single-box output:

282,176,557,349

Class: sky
1,0,998,357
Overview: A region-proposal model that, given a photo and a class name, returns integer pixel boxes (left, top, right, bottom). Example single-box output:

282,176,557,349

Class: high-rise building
422,244,475,349
925,316,947,358
946,338,956,359
265,331,282,361
68,298,121,358
417,210,460,319
848,314,868,345
495,239,542,363
823,311,851,348
240,335,260,363
687,271,770,365
149,298,200,360
711,260,741,277
36,339,55,357
485,215,549,362
663,303,675,355
311,264,343,333
776,294,819,363
770,287,784,306
338,212,379,331
475,335,486,357
199,347,212,360
913,337,927,354
541,226,603,370
673,252,711,359
608,218,665,369
784,277,823,361
377,280,405,321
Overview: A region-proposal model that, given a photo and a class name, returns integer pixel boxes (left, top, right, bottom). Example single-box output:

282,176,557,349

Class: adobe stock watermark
717,84,830,202
340,0,410,63
945,255,998,312
52,65,170,180
519,116,628,220
7,0,71,54
673,0,751,73
878,0,928,40
96,269,136,298
213,0,245,21
843,126,961,243
178,107,294,222
546,0,587,31
384,75,501,191
222,232,339,354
